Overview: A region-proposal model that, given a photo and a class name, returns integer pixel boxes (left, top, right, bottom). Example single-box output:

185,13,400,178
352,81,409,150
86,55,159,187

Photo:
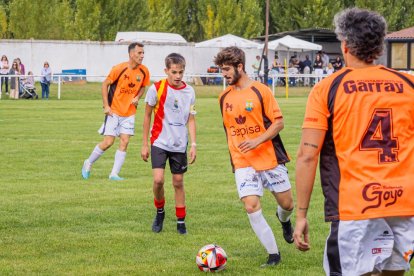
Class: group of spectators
269,51,344,86
0,55,52,99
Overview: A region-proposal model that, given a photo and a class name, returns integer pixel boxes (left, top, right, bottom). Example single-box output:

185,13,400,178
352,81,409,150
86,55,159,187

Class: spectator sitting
327,63,334,75
22,71,35,89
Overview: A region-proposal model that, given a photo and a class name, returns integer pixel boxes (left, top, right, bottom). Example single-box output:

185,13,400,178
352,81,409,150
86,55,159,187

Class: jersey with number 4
302,65,414,221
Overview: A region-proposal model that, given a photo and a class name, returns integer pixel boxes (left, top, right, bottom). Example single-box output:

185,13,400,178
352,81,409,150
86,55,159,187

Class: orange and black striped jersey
303,65,414,221
107,62,150,117
219,81,289,171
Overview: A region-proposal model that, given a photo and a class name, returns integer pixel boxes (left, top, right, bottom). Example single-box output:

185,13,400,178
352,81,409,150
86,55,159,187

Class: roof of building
254,28,339,43
115,32,187,43
386,26,414,40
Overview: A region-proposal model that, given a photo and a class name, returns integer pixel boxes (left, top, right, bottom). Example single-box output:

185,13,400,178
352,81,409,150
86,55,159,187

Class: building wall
0,39,265,81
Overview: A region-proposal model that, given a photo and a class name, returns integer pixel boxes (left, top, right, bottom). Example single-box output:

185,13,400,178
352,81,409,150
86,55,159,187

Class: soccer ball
196,244,227,272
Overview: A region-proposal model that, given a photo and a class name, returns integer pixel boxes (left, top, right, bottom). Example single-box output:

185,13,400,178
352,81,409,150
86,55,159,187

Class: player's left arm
132,87,146,107
188,114,196,164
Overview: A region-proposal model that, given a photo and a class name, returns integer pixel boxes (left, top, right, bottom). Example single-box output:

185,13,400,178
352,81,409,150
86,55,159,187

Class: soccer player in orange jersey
141,53,196,235
81,43,150,180
214,47,294,267
294,8,414,276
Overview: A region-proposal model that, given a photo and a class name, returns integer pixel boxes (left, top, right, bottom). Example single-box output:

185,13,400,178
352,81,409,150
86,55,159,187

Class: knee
279,198,294,211
172,180,184,190
119,137,129,151
244,201,260,214
100,140,114,150
153,178,164,189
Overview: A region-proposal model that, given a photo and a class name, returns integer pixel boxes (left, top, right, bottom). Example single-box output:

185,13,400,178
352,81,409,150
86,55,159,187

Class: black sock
157,208,164,214
177,217,185,223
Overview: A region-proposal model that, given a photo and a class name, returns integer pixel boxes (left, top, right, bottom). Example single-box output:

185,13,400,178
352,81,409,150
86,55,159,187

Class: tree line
0,0,413,42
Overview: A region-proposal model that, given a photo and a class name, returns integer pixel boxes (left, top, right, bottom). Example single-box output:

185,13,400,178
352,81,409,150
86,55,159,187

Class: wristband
191,142,197,147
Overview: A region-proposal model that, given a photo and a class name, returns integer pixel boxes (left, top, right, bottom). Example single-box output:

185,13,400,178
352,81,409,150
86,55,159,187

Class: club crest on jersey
174,99,179,109
136,75,141,82
245,100,253,112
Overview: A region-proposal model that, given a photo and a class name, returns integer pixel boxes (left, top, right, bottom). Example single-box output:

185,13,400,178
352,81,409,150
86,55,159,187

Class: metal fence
0,72,332,100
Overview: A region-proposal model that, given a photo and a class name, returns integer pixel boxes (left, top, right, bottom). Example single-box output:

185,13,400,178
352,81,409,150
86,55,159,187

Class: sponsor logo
361,183,403,214
372,248,382,254
304,117,318,122
245,100,253,112
230,125,261,138
373,230,394,242
240,182,259,190
128,82,136,88
120,87,136,94
403,250,413,262
225,102,233,112
235,115,246,124
343,80,403,94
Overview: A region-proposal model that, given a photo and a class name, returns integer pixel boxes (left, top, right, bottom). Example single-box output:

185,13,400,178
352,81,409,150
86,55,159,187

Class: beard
227,70,241,85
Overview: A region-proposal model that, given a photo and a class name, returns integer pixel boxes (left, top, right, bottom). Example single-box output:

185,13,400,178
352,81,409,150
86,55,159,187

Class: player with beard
214,47,294,267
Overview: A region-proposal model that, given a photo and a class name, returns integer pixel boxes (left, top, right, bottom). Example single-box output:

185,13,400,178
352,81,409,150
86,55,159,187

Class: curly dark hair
334,8,387,64
214,46,246,72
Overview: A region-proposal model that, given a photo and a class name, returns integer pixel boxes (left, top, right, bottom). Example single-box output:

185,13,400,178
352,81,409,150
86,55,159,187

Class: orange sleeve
302,83,330,130
106,64,123,84
142,66,151,87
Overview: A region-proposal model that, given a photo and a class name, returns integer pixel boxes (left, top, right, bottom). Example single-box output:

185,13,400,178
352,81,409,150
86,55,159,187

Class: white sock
247,209,279,254
88,145,104,164
277,206,293,222
110,150,126,176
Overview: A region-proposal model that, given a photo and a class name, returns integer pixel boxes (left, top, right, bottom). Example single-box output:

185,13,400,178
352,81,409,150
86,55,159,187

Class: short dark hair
165,53,186,69
128,42,144,53
334,8,387,63
214,46,246,72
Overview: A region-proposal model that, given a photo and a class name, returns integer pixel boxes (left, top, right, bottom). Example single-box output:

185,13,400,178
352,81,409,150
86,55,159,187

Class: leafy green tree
73,0,102,40
0,5,7,38
8,0,73,39
197,0,263,40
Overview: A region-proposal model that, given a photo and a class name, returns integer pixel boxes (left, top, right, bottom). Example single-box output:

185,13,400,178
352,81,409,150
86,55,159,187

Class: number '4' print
360,109,399,164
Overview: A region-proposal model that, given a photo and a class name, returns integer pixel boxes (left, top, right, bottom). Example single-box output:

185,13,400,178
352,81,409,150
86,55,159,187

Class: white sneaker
82,159,92,179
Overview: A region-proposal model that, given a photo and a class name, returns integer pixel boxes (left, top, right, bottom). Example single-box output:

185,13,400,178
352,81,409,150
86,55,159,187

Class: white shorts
234,165,291,199
98,114,135,137
324,217,414,275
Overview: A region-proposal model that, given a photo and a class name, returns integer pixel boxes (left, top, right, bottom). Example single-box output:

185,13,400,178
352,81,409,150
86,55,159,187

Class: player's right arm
101,78,112,116
293,128,325,252
141,103,153,162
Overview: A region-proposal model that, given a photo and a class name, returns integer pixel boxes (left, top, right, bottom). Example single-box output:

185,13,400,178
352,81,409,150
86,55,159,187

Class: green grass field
0,83,349,275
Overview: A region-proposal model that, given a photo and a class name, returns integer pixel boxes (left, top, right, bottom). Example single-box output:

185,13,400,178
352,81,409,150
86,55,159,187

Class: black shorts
151,145,188,174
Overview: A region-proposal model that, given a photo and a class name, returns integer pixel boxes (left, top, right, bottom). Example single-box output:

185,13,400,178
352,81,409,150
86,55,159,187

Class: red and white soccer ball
196,244,227,272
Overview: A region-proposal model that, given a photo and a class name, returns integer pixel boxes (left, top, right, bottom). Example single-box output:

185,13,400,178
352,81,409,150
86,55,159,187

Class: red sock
176,206,186,220
154,198,165,209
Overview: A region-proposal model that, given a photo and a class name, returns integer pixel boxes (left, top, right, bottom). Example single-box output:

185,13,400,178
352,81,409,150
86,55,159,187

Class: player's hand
141,145,149,162
238,138,259,153
103,106,113,116
132,97,139,107
293,217,310,251
189,145,196,164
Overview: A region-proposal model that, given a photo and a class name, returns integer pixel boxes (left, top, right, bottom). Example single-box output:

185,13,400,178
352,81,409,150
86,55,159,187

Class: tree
73,0,102,40
8,0,73,39
0,5,7,38
197,0,263,40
